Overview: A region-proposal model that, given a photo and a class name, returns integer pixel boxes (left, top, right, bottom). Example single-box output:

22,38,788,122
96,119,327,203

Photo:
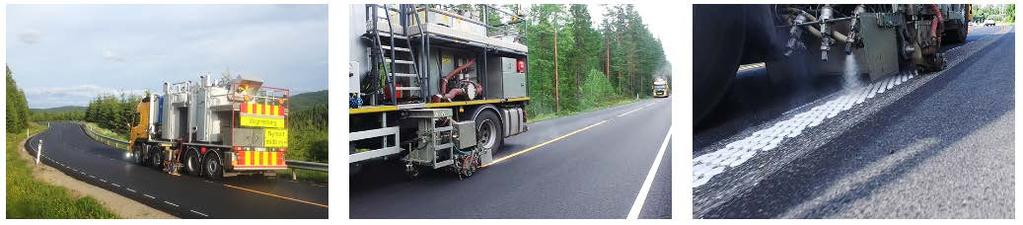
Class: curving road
25,122,328,218
351,97,672,219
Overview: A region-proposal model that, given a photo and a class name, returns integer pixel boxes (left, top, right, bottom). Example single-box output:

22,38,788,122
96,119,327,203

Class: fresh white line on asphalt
144,194,156,199
190,210,210,217
88,175,96,179
693,72,915,188
99,179,107,183
164,201,179,207
126,188,137,193
617,103,655,117
627,128,672,219
111,183,121,188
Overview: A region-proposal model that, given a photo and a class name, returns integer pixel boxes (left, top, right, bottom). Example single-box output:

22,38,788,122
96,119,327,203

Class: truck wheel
474,110,503,154
184,150,201,176
149,147,163,168
203,153,224,180
131,144,145,165
694,5,746,125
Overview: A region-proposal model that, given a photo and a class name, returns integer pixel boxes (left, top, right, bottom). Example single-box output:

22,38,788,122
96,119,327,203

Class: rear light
516,58,526,73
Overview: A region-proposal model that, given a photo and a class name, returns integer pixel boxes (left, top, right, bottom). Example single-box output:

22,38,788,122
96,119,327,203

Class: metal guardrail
285,160,328,172
75,123,327,173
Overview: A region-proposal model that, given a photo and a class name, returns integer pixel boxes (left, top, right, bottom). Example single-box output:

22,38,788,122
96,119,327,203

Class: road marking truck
128,75,290,179
653,77,669,98
349,4,529,178
694,4,971,123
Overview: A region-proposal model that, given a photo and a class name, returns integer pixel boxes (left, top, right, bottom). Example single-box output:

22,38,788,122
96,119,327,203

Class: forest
509,4,669,118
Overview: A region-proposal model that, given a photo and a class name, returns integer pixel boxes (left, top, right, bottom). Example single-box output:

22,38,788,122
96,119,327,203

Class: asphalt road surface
693,25,1014,218
351,97,672,219
25,122,328,218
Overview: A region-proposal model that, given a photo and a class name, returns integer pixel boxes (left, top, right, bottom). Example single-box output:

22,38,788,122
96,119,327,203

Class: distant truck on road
653,78,669,98
128,75,290,179
694,4,971,124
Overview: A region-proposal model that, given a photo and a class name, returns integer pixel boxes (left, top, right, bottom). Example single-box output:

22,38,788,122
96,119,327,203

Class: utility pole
605,36,611,79
554,25,560,114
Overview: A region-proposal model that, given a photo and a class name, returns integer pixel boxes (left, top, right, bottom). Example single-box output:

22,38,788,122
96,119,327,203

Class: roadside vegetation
502,4,670,121
6,65,118,218
972,4,1015,23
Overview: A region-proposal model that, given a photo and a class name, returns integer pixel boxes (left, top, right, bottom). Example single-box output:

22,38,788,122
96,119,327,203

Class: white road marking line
111,183,121,188
627,128,672,219
617,103,654,117
126,188,137,193
88,175,96,179
164,201,179,207
694,72,917,188
99,179,107,183
190,210,209,217
144,194,156,199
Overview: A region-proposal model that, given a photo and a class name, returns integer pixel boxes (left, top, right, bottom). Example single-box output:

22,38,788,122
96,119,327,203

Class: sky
6,5,328,108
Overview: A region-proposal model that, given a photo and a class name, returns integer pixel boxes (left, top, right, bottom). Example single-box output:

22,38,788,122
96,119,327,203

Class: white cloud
102,49,126,62
24,85,147,108
6,5,327,108
17,30,41,44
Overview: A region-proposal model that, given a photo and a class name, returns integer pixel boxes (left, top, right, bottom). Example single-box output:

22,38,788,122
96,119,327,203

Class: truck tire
694,5,746,125
131,143,146,165
474,110,503,154
203,152,224,180
184,149,202,176
149,146,163,168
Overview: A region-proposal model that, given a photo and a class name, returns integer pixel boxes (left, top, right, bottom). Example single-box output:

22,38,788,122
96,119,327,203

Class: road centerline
484,120,609,167
222,184,328,208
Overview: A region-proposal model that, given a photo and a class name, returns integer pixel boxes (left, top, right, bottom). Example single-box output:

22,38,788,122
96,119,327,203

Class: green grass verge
527,97,644,123
6,123,119,218
290,170,328,184
83,122,129,141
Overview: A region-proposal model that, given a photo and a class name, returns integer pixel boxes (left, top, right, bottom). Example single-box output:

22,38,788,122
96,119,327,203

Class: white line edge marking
190,210,209,217
617,103,654,117
627,128,672,219
111,183,121,188
144,194,156,199
126,188,137,193
164,201,179,207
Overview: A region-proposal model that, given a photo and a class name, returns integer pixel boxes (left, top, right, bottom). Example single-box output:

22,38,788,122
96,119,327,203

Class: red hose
930,4,943,41
441,59,477,94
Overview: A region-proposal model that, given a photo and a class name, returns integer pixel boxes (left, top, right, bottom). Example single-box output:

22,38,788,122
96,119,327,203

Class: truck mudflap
231,147,288,170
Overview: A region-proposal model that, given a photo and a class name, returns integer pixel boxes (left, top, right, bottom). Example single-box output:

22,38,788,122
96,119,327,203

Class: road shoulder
17,133,175,219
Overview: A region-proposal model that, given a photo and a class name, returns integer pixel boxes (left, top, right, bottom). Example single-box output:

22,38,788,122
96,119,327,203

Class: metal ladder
368,4,423,105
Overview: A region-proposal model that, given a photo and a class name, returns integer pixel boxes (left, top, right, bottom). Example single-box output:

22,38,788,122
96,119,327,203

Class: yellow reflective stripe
244,151,252,166
263,152,270,166
271,152,278,165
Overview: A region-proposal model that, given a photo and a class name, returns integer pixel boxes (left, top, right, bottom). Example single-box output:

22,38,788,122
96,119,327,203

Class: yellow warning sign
264,129,288,148
240,116,285,128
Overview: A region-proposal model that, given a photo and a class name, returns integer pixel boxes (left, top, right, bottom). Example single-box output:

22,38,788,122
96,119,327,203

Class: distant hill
30,106,87,113
289,90,327,112
29,90,325,114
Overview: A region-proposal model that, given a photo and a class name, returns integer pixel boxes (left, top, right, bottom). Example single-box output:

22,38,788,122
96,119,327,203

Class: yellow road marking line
223,184,328,208
483,120,608,167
